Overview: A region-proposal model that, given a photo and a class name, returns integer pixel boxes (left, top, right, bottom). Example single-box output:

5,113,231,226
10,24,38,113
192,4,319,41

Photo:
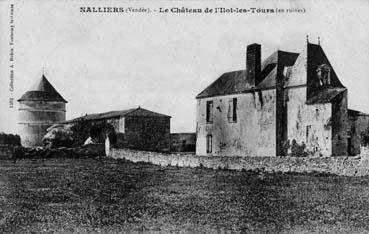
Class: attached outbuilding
348,109,369,155
66,107,171,152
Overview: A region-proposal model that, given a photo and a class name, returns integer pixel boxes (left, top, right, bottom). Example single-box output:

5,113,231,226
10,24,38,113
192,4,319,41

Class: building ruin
196,41,369,157
66,107,171,152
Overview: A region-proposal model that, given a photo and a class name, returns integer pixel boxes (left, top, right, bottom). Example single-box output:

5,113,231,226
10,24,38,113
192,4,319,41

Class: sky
0,0,369,134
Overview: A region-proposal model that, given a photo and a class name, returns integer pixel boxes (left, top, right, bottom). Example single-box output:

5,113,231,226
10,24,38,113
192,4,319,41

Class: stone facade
286,87,332,157
170,133,196,152
196,41,361,157
123,115,170,152
196,90,276,156
18,101,66,147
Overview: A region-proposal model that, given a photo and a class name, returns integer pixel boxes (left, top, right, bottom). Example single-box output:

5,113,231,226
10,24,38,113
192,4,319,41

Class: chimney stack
246,43,261,87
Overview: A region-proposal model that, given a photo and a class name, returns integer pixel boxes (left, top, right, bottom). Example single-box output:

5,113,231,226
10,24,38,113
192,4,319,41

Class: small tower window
206,135,213,154
306,125,311,143
316,64,331,86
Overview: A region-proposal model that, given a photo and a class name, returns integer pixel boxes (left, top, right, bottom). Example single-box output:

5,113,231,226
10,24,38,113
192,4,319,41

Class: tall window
206,101,213,123
227,98,237,123
316,64,331,86
306,125,311,143
206,135,212,153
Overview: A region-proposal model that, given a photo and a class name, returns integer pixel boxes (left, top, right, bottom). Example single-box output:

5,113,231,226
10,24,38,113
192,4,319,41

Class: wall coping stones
109,148,368,177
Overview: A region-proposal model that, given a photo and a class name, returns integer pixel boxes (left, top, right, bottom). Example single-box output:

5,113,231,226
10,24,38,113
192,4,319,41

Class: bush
43,124,73,148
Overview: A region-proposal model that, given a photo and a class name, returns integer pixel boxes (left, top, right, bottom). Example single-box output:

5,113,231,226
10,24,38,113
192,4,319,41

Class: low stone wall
109,148,369,176
0,144,106,159
0,133,20,146
0,145,15,159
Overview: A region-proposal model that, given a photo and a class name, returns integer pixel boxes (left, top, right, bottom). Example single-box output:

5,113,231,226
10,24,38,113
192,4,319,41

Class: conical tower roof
18,75,67,103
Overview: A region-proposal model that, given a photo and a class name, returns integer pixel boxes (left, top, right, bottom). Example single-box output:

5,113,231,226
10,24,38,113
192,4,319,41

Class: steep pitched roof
18,75,67,103
305,88,346,104
196,43,348,106
348,109,369,117
65,107,170,123
196,50,299,99
195,70,248,98
306,43,345,89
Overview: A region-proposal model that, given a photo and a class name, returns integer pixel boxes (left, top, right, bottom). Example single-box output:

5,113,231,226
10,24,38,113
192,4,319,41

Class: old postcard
0,0,369,232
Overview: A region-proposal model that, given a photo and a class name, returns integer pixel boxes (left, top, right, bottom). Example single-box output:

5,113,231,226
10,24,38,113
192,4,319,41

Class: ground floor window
306,125,311,143
206,135,212,153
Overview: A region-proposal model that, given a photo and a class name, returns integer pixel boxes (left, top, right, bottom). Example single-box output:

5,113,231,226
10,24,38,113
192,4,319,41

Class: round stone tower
17,75,67,147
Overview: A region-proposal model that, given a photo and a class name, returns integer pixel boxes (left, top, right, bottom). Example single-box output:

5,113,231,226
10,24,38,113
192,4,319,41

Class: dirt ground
1,158,369,233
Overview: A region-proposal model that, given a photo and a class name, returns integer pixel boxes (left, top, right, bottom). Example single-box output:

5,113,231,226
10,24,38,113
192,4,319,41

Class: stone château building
196,41,368,157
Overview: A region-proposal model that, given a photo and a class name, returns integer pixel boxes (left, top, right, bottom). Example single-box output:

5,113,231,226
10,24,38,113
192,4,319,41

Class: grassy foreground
0,158,369,233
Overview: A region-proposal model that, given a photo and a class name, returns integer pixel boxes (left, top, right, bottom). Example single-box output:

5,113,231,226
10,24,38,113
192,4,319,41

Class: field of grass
1,158,369,233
